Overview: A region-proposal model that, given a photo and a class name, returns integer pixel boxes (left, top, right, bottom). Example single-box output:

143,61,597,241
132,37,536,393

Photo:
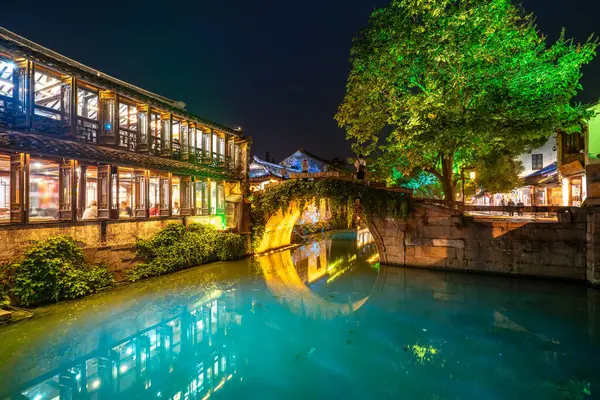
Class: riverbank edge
0,254,253,326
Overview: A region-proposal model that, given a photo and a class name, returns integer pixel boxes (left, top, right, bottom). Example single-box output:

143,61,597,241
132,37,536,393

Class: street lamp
461,168,476,206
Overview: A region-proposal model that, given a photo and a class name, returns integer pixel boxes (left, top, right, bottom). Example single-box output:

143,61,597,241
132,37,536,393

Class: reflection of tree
10,292,239,400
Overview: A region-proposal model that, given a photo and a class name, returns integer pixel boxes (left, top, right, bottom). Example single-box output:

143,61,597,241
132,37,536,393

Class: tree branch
423,167,443,182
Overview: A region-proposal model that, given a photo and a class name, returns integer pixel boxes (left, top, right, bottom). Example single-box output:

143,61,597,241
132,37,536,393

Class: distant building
249,156,296,192
557,102,600,206
250,148,346,192
279,148,342,174
477,136,559,206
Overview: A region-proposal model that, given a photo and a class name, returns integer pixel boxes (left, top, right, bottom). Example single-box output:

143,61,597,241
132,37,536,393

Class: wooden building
0,27,250,262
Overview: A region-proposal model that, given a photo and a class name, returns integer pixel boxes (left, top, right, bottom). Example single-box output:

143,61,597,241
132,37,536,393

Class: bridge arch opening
255,199,390,269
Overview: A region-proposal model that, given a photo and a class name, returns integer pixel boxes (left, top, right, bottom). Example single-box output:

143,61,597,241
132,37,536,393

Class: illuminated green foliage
336,0,597,200
250,179,411,250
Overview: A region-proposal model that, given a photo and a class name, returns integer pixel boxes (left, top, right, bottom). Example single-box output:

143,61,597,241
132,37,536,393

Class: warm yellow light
469,171,476,180
366,254,380,264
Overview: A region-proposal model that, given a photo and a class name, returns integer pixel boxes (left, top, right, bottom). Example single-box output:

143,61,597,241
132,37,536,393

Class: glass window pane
119,168,134,218
195,180,208,215
0,155,10,223
77,87,99,120
149,174,160,216
0,60,15,98
29,159,59,221
217,182,225,214
80,166,98,220
34,70,63,119
118,102,137,150
172,177,180,215
150,112,162,155
210,180,217,214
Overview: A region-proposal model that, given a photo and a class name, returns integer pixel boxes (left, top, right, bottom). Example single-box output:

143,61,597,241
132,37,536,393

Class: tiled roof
249,156,296,180
0,129,239,180
524,162,557,186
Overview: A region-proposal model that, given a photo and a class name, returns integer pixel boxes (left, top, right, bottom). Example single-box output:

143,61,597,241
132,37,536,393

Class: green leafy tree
474,154,524,194
335,0,597,200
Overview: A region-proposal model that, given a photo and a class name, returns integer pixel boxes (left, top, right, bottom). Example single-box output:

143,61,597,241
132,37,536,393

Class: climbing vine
251,179,412,250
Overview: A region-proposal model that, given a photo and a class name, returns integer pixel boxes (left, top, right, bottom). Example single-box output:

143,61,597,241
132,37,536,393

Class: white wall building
517,136,557,178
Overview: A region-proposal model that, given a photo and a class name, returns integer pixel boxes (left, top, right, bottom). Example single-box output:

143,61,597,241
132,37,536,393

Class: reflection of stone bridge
257,242,376,320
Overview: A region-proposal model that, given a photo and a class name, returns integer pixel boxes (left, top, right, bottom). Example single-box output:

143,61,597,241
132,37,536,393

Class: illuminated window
203,132,211,160
161,115,171,155
34,68,70,121
118,101,138,151
29,159,60,221
210,181,225,215
172,176,180,215
138,109,148,151
212,133,218,158
0,59,15,98
149,173,160,217
180,176,192,215
134,170,147,218
77,86,98,119
78,166,98,220
97,166,110,219
172,118,181,159
118,168,135,218
150,111,162,155
76,85,99,143
0,155,10,223
195,180,208,215
180,122,189,160
190,125,198,162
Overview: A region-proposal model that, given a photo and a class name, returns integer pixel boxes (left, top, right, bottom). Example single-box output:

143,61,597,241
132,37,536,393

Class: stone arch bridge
255,179,600,285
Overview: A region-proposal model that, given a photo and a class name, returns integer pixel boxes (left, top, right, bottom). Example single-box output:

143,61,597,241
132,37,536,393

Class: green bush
126,223,248,282
2,236,115,307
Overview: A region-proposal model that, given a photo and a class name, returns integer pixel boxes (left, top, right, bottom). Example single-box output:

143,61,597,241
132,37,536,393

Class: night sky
1,0,599,162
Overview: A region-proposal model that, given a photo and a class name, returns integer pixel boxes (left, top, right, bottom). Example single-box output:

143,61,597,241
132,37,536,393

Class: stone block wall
0,217,185,271
372,203,590,281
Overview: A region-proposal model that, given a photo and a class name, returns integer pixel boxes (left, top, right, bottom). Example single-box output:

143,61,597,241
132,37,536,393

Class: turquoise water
0,233,598,399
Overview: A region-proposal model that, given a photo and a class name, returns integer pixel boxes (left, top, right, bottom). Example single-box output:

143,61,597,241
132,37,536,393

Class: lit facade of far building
479,136,560,206
0,27,250,246
557,103,600,206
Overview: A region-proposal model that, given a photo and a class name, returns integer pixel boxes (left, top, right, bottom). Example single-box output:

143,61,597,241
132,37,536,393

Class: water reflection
6,291,238,400
258,235,378,319
0,232,598,399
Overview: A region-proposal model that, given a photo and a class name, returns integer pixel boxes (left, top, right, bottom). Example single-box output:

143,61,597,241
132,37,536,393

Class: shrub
3,236,115,307
126,223,248,282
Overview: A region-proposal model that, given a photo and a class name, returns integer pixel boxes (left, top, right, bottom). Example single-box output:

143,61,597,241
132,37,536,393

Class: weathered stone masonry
0,216,227,272
368,203,600,284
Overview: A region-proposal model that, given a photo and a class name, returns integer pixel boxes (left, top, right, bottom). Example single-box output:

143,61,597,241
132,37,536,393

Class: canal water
0,231,598,399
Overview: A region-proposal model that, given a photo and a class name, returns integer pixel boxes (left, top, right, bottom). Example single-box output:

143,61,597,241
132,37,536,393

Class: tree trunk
441,154,455,201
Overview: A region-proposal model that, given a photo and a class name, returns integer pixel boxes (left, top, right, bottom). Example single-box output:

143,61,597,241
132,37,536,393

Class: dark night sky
1,0,599,162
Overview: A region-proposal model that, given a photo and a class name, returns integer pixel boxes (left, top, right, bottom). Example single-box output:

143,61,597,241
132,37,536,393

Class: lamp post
461,168,476,207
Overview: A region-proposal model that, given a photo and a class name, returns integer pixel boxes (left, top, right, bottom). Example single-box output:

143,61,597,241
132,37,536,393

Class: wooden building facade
0,27,250,233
